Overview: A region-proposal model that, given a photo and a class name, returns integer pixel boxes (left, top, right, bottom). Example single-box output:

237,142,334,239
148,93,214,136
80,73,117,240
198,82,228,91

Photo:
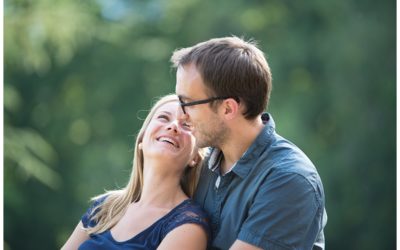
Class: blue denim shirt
194,113,327,250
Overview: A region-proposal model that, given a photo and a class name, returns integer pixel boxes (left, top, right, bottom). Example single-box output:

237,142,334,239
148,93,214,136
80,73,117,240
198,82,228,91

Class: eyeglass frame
178,95,239,114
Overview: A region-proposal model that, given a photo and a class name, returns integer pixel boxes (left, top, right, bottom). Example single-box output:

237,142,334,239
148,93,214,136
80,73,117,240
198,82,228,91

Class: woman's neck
138,162,187,209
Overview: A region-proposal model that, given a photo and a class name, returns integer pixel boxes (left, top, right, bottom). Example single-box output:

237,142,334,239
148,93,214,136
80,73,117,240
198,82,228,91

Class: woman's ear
189,152,201,167
138,143,143,150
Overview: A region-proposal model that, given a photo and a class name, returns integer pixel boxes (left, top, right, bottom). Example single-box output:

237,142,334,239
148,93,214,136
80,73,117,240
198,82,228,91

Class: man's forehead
177,63,202,80
176,69,208,100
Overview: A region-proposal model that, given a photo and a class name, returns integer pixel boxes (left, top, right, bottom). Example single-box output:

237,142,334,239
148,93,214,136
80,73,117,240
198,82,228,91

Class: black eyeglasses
178,96,238,114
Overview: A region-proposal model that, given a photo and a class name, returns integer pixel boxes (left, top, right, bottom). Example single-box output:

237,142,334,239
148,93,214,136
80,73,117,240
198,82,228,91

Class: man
171,36,327,250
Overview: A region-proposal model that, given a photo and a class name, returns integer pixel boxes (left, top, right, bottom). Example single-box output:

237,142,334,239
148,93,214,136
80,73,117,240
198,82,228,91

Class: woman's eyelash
158,114,169,120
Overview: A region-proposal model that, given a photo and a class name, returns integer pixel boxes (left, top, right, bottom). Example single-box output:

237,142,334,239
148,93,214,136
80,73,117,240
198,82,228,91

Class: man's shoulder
264,133,315,168
252,133,324,189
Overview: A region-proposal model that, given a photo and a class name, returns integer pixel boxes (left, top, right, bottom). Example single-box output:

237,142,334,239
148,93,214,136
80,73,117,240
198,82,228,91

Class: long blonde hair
86,94,204,234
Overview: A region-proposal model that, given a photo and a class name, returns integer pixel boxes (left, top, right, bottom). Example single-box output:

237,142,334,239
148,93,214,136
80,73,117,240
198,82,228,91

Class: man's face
175,63,228,148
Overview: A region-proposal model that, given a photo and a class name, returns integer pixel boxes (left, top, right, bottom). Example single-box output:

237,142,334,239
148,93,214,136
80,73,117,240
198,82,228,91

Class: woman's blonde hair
86,94,204,234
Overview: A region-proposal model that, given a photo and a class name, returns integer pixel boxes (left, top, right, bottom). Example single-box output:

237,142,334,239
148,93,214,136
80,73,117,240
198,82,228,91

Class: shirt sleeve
164,204,212,242
81,196,107,228
237,170,324,249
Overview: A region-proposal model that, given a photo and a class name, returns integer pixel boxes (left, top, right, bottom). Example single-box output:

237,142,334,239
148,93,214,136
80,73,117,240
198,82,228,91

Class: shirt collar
207,113,276,178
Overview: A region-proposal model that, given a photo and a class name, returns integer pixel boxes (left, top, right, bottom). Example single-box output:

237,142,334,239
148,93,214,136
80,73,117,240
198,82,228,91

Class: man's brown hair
171,36,272,120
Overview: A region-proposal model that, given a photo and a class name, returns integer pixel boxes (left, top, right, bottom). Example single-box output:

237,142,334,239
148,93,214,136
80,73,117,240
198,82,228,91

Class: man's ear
222,98,240,120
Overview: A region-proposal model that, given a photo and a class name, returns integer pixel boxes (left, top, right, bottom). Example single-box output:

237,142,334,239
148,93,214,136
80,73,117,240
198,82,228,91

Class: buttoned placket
212,171,234,236
207,148,241,237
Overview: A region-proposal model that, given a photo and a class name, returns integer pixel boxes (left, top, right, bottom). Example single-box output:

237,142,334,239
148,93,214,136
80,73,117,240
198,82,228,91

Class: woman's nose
166,120,179,133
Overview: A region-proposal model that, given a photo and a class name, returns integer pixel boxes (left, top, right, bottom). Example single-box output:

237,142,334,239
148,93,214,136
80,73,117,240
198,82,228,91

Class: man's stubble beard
194,116,229,149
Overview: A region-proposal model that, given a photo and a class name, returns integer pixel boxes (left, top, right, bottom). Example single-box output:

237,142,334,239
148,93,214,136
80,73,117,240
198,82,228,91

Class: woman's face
141,101,196,167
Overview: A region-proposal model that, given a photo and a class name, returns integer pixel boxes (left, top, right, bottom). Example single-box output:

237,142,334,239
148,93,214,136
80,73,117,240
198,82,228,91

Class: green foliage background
4,0,395,249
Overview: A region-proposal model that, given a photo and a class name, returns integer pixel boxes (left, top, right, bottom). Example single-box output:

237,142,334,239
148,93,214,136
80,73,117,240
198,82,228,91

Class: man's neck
219,115,264,174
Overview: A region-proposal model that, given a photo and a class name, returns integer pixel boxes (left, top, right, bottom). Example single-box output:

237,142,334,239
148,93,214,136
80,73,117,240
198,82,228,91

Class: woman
62,94,210,250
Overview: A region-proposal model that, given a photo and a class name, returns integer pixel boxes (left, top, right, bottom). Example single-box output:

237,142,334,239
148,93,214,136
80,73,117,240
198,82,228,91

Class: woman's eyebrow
157,110,173,115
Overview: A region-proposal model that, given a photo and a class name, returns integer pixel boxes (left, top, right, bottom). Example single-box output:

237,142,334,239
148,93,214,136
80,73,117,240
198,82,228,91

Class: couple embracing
62,36,327,250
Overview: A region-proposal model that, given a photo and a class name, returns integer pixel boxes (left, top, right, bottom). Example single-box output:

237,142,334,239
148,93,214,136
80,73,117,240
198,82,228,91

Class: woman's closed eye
157,114,170,121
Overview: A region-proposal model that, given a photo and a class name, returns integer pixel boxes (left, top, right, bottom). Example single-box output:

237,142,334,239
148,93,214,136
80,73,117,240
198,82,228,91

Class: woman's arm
61,221,89,250
157,223,208,250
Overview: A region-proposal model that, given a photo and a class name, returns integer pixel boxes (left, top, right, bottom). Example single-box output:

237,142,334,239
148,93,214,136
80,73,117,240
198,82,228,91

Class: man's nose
178,113,190,123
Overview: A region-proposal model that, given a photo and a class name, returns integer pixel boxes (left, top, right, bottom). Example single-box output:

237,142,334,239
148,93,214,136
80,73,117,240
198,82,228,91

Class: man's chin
193,132,213,148
194,136,204,147
195,139,211,149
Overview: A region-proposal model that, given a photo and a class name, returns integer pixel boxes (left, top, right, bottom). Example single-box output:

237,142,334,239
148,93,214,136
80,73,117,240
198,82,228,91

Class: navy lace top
78,197,211,250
